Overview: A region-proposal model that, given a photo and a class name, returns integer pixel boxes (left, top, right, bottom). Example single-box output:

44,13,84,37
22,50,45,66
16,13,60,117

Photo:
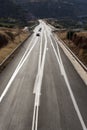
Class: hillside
13,0,87,19
0,27,29,64
56,30,87,66
0,0,25,20
13,0,87,3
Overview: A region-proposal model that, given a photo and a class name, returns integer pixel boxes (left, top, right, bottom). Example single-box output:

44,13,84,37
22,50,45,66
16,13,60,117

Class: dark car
39,28,42,32
36,33,40,36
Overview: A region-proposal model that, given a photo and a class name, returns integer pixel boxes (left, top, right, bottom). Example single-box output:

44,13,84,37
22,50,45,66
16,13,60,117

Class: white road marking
31,105,36,130
51,32,87,130
0,35,38,103
33,26,43,94
55,35,87,85
33,22,87,130
45,25,63,75
32,23,47,130
46,48,49,51
0,23,42,103
51,34,64,73
35,26,47,106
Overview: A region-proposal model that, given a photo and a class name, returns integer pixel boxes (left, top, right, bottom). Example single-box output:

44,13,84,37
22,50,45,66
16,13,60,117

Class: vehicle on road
39,28,42,32
36,33,40,36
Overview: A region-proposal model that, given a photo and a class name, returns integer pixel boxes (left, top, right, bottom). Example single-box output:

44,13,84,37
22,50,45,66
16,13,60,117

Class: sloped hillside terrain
0,0,25,20
0,28,29,64
12,0,87,19
56,30,87,67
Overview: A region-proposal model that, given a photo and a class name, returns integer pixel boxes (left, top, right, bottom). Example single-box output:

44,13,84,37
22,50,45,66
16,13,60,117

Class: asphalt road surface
0,20,87,130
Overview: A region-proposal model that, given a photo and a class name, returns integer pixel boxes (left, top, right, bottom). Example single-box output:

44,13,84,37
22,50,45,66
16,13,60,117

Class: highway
0,20,87,130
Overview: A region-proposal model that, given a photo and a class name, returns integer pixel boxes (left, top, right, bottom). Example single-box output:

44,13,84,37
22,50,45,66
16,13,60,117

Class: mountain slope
13,0,87,19
0,0,25,19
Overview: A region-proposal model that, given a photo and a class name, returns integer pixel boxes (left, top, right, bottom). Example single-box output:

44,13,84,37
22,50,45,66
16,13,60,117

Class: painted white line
55,35,87,85
32,24,47,130
45,23,87,130
51,34,64,74
35,28,47,105
52,34,87,130
35,106,39,130
33,28,43,94
38,28,43,71
45,26,63,75
58,45,87,130
32,105,36,130
17,24,41,70
0,36,38,103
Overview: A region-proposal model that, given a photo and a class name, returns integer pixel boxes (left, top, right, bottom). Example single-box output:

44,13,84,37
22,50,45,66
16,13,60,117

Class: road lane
32,26,47,130
38,23,87,130
52,33,87,128
0,38,40,130
0,23,45,130
0,35,34,96
57,39,87,128
38,30,83,130
50,34,87,130
0,22,42,96
0,36,38,102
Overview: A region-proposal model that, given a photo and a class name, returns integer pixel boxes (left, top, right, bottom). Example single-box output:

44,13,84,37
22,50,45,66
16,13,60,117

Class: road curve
0,20,87,130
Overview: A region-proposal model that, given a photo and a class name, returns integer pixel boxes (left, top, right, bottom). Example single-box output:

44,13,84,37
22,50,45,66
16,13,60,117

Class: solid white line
51,34,64,75
0,36,38,103
46,23,87,130
16,25,40,71
33,28,43,94
38,28,43,72
32,105,36,130
55,35,87,85
53,35,87,130
35,106,39,130
32,24,47,130
45,26,63,75
35,29,47,106
15,35,35,70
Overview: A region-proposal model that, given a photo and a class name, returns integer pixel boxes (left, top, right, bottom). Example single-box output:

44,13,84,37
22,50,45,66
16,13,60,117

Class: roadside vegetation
46,18,87,30
0,19,38,64
0,18,27,28
56,30,87,67
46,18,87,67
0,0,38,66
0,27,29,64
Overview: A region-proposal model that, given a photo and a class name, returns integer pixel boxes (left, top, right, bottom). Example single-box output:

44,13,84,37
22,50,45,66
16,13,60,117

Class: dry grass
56,31,67,40
0,29,29,64
77,32,87,38
56,31,87,67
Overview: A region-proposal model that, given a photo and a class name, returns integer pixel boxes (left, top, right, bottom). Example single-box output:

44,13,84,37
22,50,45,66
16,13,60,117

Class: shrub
72,34,87,49
0,33,9,48
80,37,87,49
67,31,75,40
74,35,82,46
